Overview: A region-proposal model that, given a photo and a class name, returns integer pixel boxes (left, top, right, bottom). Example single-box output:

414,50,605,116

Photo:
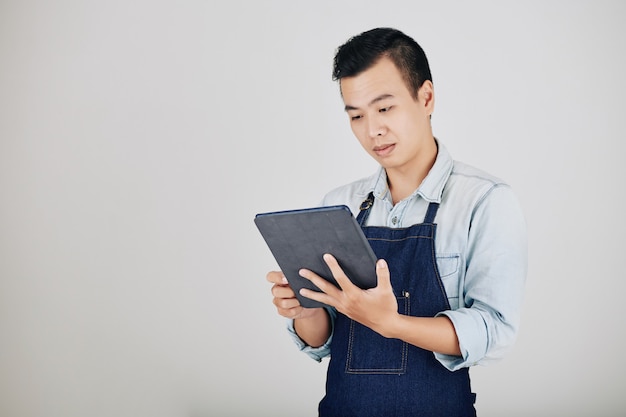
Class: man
267,27,527,417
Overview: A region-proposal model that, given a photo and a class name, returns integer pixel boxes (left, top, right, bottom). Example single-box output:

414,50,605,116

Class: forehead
340,57,410,106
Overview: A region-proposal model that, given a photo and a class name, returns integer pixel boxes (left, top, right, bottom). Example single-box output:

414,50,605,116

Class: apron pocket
345,295,409,375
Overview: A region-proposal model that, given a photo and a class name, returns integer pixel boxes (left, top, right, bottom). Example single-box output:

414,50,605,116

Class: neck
386,139,438,205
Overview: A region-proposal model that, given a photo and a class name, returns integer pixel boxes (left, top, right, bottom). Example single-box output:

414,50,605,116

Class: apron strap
423,201,440,224
356,192,375,226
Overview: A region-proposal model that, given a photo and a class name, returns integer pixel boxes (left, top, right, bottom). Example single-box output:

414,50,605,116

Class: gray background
1,1,625,416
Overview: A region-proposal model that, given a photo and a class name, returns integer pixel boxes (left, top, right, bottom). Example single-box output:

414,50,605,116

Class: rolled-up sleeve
435,184,528,371
286,307,336,362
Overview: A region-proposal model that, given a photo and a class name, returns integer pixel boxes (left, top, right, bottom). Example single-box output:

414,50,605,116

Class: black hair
332,27,432,99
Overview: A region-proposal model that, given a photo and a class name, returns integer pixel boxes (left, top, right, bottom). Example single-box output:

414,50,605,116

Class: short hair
332,27,432,99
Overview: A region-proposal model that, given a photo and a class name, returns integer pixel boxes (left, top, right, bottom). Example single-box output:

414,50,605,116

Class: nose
367,113,386,138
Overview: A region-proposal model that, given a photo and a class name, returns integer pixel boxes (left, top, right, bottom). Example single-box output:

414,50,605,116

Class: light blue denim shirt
287,141,527,371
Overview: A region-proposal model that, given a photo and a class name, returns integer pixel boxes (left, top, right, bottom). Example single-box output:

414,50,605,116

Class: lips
373,143,395,157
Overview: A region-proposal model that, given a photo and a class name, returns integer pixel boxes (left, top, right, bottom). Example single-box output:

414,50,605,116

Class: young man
267,27,527,417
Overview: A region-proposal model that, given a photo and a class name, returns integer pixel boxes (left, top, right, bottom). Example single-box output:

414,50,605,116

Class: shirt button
391,216,398,225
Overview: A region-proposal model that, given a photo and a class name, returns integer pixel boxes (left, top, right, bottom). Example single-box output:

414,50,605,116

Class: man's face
340,57,435,173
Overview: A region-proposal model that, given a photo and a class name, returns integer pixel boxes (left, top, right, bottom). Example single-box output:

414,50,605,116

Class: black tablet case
255,205,378,309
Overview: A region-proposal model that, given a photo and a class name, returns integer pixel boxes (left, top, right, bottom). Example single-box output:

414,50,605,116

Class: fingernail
377,259,387,268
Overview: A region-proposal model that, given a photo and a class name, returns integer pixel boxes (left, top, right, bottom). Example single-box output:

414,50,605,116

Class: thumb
375,259,392,290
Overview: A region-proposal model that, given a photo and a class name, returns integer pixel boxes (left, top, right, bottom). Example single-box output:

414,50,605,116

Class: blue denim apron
318,192,476,417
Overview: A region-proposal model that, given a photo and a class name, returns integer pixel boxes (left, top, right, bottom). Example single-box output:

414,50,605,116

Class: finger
273,296,301,310
271,284,296,299
299,267,339,296
375,258,392,291
298,268,339,307
266,271,288,285
322,253,356,291
299,287,334,307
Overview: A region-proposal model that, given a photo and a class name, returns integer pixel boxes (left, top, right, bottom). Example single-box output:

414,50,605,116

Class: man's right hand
266,270,331,348
266,270,320,320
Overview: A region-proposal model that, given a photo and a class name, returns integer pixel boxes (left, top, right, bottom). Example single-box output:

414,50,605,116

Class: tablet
255,205,378,309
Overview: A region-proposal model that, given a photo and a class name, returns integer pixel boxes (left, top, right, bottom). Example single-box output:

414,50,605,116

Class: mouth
373,143,396,157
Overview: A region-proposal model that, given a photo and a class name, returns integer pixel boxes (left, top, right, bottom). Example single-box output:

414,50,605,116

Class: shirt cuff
434,309,488,371
286,307,335,362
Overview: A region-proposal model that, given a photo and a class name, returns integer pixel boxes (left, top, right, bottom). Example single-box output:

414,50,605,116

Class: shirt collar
370,139,453,204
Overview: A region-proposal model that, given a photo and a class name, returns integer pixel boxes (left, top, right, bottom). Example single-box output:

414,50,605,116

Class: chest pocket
436,253,461,310
345,295,409,375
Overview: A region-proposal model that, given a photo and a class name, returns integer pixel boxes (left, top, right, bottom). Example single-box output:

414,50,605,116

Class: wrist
371,311,402,339
294,308,331,348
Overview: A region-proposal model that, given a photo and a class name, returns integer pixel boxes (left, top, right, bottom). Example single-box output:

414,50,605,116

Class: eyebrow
344,94,394,112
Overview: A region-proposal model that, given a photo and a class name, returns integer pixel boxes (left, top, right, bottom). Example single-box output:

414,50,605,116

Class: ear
419,80,435,115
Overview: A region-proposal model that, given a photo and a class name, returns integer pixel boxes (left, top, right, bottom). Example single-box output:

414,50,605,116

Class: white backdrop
1,1,625,416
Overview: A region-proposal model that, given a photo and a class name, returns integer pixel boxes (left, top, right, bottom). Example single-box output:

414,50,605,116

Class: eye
350,114,363,121
379,106,392,113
